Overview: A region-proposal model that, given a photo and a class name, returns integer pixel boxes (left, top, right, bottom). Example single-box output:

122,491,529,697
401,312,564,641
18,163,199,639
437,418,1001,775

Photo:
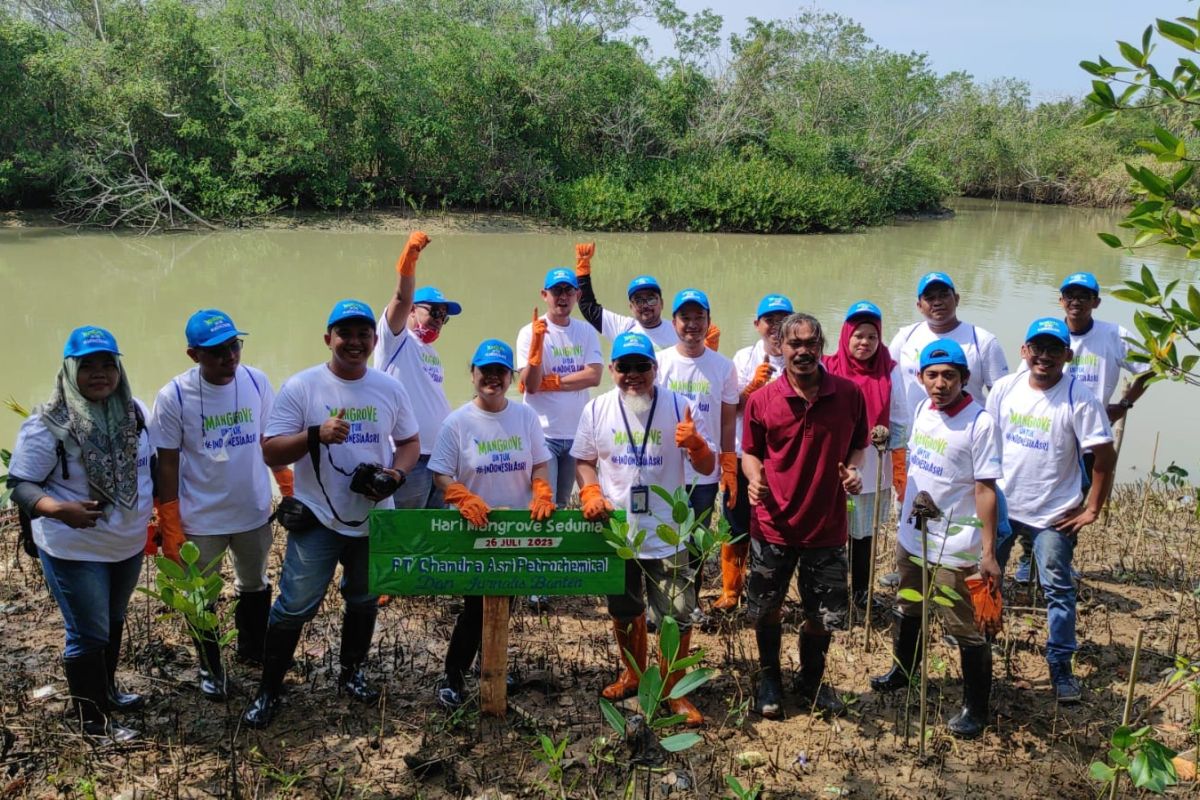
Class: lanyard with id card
617,390,659,514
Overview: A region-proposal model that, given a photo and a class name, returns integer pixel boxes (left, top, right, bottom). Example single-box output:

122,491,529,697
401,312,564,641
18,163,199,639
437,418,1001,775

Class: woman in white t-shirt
7,326,153,743
428,339,554,708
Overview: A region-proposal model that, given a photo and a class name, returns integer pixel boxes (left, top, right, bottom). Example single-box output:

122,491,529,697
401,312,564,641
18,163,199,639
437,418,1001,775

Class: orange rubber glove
719,452,738,509
575,242,595,278
580,483,614,521
529,477,556,521
444,482,491,527
527,308,547,368
891,448,908,500
965,574,1003,635
273,467,295,498
705,322,721,351
395,231,430,276
741,359,774,399
144,515,160,557
674,406,712,462
538,373,561,392
157,499,185,564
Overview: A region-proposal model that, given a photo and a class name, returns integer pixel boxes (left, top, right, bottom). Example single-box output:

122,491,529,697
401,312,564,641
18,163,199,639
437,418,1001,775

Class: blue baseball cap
916,271,956,297
755,294,794,320
611,332,657,363
1060,272,1100,294
1025,317,1071,345
543,268,579,290
627,275,661,298
185,309,247,348
919,339,969,371
413,286,462,316
845,300,882,321
471,339,514,370
64,326,121,358
672,288,710,315
326,299,376,328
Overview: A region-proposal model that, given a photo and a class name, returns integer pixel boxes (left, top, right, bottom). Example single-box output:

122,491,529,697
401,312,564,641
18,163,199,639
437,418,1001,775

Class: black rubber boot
104,617,145,711
443,599,482,696
870,614,922,693
850,536,873,607
948,644,992,739
235,586,271,665
795,631,846,717
196,630,229,701
65,651,138,743
338,609,380,705
242,625,302,729
754,623,784,719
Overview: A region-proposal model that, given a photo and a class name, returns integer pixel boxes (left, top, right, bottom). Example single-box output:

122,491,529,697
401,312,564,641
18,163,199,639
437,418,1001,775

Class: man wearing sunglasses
573,242,721,351
374,231,462,512
149,309,294,700
987,317,1115,704
572,332,716,727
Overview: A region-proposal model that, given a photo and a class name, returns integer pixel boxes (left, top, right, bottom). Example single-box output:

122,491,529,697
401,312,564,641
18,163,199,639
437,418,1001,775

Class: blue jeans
392,454,444,510
270,523,377,630
544,437,577,507
39,551,142,659
998,520,1077,665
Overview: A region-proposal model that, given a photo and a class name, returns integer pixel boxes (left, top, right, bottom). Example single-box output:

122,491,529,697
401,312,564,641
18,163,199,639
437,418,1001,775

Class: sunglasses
1028,342,1067,358
199,339,243,357
614,359,654,374
417,304,450,321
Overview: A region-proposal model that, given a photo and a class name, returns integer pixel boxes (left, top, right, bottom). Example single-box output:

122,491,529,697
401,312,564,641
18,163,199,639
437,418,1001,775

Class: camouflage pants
744,538,848,630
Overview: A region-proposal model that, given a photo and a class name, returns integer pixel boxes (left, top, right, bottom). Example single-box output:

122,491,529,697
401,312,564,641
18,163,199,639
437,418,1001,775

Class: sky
639,1,1190,100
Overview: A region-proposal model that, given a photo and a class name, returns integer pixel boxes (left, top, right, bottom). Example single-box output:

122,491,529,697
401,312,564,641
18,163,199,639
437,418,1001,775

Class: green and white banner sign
368,509,625,596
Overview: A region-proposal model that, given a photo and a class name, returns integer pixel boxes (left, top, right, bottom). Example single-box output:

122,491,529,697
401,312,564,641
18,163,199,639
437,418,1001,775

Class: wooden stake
480,596,510,717
1133,432,1161,565
1110,630,1145,800
864,445,888,653
918,517,931,758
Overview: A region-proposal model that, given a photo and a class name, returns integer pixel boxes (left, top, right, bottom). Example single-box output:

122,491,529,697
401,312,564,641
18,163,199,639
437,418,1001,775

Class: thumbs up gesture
528,307,548,367
395,231,431,276
741,355,775,398
575,242,595,278
675,406,707,455
320,407,350,444
839,462,863,495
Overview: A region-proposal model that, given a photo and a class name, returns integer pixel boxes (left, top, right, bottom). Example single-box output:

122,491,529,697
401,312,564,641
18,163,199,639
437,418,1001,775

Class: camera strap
305,425,369,529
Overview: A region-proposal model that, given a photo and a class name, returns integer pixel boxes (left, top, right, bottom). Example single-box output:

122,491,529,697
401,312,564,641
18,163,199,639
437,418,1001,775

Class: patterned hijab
37,356,140,510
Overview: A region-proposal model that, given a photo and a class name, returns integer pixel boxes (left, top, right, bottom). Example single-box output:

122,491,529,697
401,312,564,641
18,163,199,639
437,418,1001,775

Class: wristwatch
1118,398,1134,410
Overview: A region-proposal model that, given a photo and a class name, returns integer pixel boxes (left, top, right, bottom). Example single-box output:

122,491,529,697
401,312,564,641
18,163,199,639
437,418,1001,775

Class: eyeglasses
547,285,577,297
416,304,450,321
199,339,243,357
614,359,654,374
1061,291,1095,305
1028,342,1067,358
630,292,661,308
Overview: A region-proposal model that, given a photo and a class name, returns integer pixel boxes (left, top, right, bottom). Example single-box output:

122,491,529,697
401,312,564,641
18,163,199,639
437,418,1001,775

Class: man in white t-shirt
889,272,1009,498
572,332,716,727
373,231,460,512
515,268,604,506
574,242,680,349
869,339,1001,739
655,289,738,612
150,309,294,701
1011,271,1151,584
713,293,792,612
242,299,420,729
988,317,1116,704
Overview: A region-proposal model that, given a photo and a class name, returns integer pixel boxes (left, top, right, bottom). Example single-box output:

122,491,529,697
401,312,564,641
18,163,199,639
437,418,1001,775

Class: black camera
349,463,403,497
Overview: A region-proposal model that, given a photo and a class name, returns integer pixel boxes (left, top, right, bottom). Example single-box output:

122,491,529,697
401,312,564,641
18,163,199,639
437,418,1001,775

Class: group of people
8,232,1152,744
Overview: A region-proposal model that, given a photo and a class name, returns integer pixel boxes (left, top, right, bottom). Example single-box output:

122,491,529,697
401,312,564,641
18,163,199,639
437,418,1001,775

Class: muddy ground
1,482,1198,799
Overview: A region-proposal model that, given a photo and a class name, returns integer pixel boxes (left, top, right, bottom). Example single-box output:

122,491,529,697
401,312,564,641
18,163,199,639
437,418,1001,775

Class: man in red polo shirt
742,312,867,719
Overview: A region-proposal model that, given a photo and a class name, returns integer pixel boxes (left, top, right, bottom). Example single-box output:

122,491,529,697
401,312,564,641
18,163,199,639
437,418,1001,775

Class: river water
1,198,1196,479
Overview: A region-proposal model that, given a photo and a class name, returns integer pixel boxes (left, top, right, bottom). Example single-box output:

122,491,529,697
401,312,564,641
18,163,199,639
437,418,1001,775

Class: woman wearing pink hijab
824,301,906,609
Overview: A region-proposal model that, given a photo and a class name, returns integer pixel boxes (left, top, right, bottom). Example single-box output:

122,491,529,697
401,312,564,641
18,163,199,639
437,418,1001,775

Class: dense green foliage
0,1,1169,231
